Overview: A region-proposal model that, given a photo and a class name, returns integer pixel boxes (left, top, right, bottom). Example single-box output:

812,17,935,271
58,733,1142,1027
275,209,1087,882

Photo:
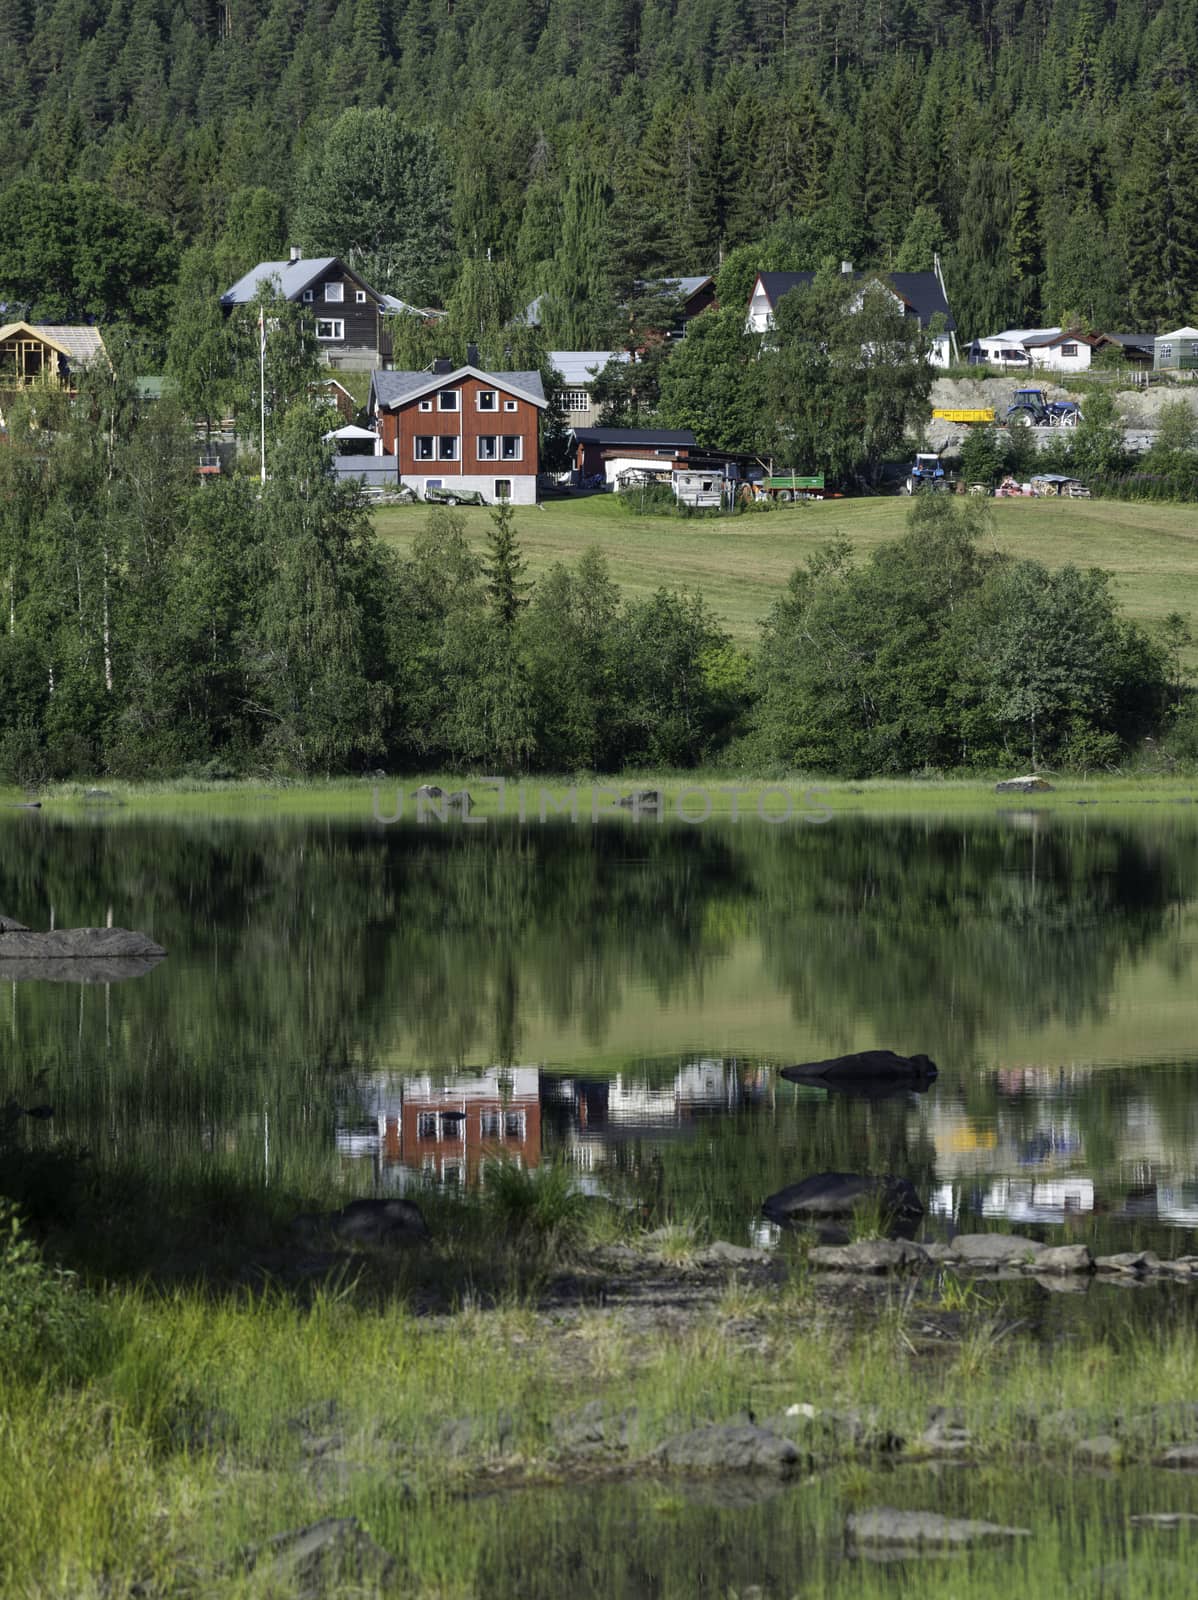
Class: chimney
840,260,853,275
466,342,480,368
289,245,301,263
432,356,453,375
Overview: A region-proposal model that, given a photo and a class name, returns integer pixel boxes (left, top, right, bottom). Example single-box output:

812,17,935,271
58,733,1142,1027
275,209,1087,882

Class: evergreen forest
1,0,1197,348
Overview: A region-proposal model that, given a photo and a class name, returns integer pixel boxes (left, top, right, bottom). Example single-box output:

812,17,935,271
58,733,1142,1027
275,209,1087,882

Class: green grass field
374,494,1198,666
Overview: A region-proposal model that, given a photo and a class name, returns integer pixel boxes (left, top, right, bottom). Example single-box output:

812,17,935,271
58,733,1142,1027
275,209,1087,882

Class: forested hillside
1,0,1196,350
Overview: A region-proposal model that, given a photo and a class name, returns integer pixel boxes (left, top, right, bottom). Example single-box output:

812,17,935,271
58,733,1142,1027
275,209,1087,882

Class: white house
745,266,956,366
975,328,1101,372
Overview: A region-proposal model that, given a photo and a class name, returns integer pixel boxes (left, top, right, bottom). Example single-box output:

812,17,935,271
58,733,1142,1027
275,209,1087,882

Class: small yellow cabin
0,321,107,393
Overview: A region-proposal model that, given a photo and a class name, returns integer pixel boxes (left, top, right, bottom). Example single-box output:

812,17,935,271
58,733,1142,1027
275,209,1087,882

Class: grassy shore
4,1175,1198,1598
374,494,1198,667
5,770,1198,822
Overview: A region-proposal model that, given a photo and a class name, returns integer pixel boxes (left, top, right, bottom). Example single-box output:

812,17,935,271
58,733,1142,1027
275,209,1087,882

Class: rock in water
808,1240,928,1273
846,1509,1031,1548
781,1050,937,1089
948,1233,1044,1266
0,926,166,983
653,1423,801,1478
240,1518,395,1596
0,914,30,932
761,1172,924,1226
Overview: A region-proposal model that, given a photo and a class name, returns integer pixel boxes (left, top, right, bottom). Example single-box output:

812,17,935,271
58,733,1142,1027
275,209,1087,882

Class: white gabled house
745,266,957,366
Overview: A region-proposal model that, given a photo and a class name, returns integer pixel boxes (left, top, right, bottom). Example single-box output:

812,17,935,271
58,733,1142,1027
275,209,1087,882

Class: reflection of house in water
543,1058,757,1168
336,1067,541,1188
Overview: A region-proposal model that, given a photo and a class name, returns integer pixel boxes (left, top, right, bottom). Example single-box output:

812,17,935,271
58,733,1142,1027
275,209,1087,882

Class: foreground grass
374,494,1198,666
5,1216,1198,1597
5,1154,1198,1597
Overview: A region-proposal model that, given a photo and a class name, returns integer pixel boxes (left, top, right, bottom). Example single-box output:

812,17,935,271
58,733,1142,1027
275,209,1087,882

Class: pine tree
1116,82,1198,328
484,500,532,629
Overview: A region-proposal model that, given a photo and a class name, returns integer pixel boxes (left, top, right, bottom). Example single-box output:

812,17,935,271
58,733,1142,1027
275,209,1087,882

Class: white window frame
500,435,523,461
477,435,498,461
503,1110,526,1139
324,281,344,303
563,388,590,412
1060,343,1078,359
302,288,314,303
414,435,434,460
477,389,498,411
438,390,459,411
480,1109,502,1139
438,435,459,460
1161,344,1173,361
419,399,433,412
355,289,367,304
494,479,512,500
315,319,344,340
503,399,518,412
416,1112,437,1140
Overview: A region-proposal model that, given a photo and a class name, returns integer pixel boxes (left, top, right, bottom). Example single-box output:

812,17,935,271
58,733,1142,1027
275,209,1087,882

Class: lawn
374,494,1198,665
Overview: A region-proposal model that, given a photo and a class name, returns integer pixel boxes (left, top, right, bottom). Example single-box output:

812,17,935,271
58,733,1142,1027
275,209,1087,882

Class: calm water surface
3,808,1198,1253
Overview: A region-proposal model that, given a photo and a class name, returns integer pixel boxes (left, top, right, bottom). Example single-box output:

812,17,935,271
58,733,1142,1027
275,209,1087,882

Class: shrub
481,1160,590,1248
0,1201,108,1383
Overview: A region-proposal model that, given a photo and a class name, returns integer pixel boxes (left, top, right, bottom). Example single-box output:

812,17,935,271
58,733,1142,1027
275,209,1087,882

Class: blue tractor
904,452,948,494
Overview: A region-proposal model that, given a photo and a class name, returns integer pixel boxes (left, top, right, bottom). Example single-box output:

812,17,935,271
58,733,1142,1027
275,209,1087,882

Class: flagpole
258,307,266,485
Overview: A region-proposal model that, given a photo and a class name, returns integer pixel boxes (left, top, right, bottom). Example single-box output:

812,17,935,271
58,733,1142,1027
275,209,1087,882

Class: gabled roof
370,365,547,411
569,426,697,448
32,324,107,362
220,257,384,308
1101,332,1155,349
0,321,107,365
754,270,955,332
549,350,628,385
380,293,448,319
636,276,715,301
1021,327,1100,349
1158,327,1198,341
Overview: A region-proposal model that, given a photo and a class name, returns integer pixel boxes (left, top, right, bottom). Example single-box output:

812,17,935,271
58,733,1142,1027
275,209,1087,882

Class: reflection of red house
377,1068,541,1187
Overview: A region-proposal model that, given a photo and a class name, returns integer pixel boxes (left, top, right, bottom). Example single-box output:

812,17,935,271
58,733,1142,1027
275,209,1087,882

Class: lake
3,804,1198,1260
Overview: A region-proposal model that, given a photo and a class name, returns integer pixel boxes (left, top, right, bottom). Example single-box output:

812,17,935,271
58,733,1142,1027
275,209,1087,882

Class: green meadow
374,495,1198,667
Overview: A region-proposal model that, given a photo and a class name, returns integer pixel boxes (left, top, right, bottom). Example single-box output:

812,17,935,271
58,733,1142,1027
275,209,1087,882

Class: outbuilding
1154,328,1198,372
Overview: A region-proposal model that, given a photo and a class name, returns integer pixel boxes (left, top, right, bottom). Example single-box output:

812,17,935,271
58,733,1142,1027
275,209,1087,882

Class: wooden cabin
0,322,107,394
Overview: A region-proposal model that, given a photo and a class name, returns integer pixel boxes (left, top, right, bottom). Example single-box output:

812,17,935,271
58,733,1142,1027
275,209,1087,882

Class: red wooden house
369,356,547,504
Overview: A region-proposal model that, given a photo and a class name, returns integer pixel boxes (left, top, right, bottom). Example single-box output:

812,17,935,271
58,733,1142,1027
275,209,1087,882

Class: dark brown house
220,250,388,371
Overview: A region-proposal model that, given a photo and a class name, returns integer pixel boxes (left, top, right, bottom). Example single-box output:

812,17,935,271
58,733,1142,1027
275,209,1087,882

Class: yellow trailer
931,407,997,424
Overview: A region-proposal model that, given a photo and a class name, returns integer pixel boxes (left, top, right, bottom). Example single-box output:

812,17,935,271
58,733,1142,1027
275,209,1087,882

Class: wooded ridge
0,0,1196,347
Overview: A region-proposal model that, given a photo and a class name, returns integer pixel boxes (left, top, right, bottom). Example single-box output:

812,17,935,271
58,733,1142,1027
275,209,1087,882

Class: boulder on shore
994,775,1054,793
0,926,166,983
781,1050,937,1090
762,1172,924,1226
615,790,663,811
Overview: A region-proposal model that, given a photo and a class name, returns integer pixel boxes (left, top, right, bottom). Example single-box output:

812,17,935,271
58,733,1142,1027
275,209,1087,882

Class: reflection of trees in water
1,816,1196,1175
0,819,748,1132
750,819,1198,1063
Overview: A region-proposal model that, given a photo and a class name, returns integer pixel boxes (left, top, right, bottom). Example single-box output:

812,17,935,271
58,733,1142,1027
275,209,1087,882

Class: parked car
423,485,487,507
